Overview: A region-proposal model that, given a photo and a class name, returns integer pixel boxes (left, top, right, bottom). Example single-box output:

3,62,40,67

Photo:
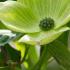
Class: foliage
0,0,70,70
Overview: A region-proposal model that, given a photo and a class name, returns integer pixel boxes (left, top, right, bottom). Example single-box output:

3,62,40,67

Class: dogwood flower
0,0,70,45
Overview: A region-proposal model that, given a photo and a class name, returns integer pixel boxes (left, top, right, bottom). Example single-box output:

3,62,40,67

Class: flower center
39,18,54,31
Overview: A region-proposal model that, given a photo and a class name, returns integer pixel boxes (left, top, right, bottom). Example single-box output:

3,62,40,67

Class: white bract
0,30,16,46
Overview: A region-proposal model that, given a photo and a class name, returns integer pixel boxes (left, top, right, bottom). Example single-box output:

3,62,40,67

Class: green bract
0,0,70,45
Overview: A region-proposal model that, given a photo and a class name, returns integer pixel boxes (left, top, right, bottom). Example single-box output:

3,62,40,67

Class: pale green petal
18,0,70,28
55,14,70,29
0,1,40,33
18,27,70,45
18,0,70,18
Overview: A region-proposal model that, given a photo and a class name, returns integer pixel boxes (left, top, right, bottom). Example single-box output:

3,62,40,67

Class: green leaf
9,42,39,69
19,26,70,45
47,60,63,70
45,31,70,70
28,45,39,63
0,0,6,2
0,66,9,70
5,44,21,63
25,45,40,70
31,45,51,70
